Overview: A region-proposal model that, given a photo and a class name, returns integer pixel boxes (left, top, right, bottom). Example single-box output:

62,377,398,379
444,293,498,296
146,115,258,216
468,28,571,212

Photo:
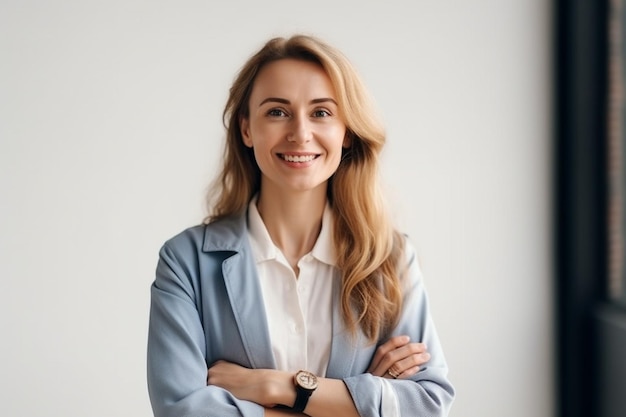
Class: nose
287,114,312,143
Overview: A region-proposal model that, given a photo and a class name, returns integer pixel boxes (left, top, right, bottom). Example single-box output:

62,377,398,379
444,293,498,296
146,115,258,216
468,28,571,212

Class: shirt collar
247,196,337,266
247,196,279,262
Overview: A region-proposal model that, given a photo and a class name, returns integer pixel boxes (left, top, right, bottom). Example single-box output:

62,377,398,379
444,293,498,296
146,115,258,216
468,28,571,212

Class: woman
147,35,454,417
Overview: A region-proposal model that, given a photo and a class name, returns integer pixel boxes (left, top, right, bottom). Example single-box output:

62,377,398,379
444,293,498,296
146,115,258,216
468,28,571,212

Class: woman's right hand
366,335,430,379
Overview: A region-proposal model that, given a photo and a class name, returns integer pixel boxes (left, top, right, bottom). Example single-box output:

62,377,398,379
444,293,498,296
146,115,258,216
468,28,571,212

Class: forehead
250,58,336,100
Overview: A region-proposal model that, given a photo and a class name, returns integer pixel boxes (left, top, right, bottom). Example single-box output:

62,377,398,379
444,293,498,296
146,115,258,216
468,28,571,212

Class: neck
256,187,327,269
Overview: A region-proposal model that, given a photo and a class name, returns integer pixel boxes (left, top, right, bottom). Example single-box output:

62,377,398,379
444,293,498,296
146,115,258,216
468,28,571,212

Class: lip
277,152,320,156
276,152,321,164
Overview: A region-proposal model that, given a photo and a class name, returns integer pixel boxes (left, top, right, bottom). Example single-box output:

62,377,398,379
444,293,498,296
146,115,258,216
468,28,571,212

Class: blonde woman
147,35,454,417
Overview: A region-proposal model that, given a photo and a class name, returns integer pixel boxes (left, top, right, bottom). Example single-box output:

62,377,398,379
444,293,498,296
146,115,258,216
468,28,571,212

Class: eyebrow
258,97,338,106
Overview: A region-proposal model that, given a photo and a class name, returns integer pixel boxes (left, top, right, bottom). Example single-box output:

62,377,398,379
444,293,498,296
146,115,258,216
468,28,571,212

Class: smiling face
240,59,348,200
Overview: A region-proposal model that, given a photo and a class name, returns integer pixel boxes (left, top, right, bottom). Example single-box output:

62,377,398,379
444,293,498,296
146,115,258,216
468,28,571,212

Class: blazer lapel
326,276,361,378
222,251,276,369
203,213,276,370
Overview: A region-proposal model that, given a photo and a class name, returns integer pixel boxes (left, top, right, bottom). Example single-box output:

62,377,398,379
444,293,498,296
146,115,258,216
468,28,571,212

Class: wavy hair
205,35,404,343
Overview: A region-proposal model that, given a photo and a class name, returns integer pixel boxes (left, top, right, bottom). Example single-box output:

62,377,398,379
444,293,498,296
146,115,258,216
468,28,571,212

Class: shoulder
154,215,249,289
160,212,248,258
395,232,419,267
161,224,206,255
396,233,425,287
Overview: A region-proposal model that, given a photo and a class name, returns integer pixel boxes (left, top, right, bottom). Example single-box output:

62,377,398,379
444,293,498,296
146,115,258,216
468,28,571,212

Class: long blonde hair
206,35,404,343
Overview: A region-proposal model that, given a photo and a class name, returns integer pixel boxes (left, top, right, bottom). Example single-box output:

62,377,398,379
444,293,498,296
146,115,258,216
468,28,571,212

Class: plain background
0,1,553,416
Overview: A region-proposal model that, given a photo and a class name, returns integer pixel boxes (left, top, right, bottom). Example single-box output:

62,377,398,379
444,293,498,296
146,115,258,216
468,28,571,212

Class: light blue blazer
147,212,454,417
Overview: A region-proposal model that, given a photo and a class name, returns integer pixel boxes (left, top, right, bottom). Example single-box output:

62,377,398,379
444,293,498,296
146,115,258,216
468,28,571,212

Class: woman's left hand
207,361,292,408
367,335,430,379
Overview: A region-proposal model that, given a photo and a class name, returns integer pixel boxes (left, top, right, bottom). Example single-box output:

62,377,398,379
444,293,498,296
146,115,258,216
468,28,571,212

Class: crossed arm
148,232,454,417
207,336,431,417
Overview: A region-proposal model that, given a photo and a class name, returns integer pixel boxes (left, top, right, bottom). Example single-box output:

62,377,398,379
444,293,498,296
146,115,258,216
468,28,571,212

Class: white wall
0,1,553,416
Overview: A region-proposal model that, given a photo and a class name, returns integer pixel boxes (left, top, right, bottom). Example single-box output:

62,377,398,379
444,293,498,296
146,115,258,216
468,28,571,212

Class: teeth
282,154,316,162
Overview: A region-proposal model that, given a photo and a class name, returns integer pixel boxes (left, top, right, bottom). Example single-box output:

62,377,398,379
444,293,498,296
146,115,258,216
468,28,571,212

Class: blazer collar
202,211,248,253
202,211,276,369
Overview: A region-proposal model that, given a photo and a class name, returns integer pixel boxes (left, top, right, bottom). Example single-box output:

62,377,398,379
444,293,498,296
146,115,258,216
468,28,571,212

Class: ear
342,130,352,148
240,117,253,148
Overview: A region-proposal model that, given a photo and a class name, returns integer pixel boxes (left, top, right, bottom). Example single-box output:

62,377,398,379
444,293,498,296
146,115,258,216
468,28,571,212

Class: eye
312,109,331,118
267,108,288,117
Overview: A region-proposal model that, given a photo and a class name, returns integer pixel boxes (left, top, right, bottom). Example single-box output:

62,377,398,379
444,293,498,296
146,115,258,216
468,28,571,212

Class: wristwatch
292,370,318,413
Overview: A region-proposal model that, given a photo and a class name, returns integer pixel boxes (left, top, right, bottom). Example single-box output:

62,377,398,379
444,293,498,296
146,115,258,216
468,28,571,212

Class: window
608,0,626,307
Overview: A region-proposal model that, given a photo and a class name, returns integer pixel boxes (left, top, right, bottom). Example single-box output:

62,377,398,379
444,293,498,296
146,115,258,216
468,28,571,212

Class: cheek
251,145,271,166
327,125,348,151
253,124,284,145
325,129,347,170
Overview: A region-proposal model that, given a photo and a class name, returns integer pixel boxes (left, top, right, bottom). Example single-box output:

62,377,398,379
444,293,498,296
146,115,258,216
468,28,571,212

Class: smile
279,154,319,163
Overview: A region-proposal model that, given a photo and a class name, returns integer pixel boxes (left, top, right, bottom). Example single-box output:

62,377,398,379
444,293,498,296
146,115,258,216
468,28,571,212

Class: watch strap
293,387,313,413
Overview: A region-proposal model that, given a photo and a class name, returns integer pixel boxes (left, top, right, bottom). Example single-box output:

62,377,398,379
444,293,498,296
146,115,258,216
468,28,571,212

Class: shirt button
289,321,301,333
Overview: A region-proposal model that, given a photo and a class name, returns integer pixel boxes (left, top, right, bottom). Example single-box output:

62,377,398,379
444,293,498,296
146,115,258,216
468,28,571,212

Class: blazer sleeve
342,238,455,417
147,238,264,417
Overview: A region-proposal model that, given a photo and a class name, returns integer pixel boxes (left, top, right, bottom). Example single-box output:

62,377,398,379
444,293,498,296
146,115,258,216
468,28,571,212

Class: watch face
296,370,318,390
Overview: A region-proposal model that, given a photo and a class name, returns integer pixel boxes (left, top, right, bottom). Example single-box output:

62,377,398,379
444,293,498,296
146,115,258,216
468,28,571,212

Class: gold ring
387,368,400,379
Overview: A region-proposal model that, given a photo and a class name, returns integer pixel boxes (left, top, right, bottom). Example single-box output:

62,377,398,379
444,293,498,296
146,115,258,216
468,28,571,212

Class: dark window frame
607,0,626,307
556,1,626,416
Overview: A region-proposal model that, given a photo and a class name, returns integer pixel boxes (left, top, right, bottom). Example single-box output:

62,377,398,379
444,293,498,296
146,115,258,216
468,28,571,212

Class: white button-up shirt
247,198,337,377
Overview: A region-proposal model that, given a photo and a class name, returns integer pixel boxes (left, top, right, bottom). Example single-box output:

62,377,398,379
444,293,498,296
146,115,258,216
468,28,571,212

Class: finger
383,363,403,379
375,345,430,378
398,350,431,370
374,335,411,362
207,360,239,385
396,365,421,379
370,341,415,376
371,342,428,376
367,335,410,373
383,355,428,380
384,351,431,379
